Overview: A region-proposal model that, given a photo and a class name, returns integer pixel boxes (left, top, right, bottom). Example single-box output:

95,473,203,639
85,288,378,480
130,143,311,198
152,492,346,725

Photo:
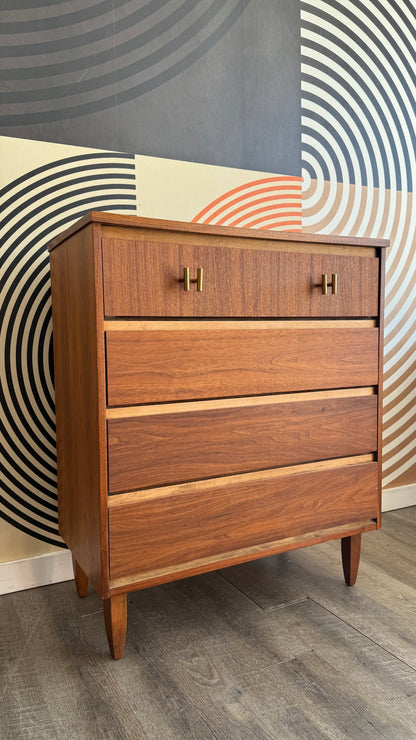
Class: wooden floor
2,507,416,740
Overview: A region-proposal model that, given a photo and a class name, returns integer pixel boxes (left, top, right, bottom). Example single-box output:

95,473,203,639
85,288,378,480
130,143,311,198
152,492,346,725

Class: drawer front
108,462,379,579
106,325,379,405
107,394,378,493
101,239,379,318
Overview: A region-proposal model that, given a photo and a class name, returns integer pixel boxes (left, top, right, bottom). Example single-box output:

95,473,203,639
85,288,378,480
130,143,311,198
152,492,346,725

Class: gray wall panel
0,0,300,175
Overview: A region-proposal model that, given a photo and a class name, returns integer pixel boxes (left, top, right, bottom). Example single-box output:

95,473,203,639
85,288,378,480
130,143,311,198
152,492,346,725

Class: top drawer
101,238,379,318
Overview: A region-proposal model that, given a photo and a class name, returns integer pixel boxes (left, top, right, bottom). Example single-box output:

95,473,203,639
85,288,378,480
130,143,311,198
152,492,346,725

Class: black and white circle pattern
301,0,416,487
301,0,416,234
0,151,136,545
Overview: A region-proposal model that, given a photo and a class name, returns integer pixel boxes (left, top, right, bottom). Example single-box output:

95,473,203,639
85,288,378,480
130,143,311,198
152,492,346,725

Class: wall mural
301,0,416,488
0,140,137,548
192,176,302,231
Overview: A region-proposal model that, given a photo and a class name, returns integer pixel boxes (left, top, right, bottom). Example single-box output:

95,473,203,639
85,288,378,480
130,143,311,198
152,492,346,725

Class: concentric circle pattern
192,177,302,231
301,0,416,487
0,152,136,545
0,0,249,125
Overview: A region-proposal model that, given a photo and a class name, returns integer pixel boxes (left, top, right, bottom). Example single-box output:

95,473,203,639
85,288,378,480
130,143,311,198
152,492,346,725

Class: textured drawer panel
108,462,379,579
107,394,378,493
101,239,380,318
106,324,379,405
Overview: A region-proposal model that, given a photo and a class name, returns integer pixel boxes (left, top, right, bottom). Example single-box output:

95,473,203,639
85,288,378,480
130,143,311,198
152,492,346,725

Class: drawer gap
108,453,377,500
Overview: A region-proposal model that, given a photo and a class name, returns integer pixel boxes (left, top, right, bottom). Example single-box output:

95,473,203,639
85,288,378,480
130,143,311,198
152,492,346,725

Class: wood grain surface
101,238,380,318
107,394,378,492
109,521,377,594
341,533,362,586
72,558,88,598
106,325,379,405
106,388,376,420
47,212,386,663
108,454,376,507
47,210,390,250
104,318,377,330
103,593,127,660
108,462,378,580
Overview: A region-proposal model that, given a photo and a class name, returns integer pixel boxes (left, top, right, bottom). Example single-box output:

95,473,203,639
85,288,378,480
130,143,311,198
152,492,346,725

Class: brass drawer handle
180,267,203,292
322,273,337,295
197,267,203,292
182,267,190,291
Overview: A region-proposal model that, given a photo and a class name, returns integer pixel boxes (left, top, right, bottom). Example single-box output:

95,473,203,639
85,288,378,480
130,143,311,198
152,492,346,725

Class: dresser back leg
341,533,361,586
72,557,89,597
104,593,127,660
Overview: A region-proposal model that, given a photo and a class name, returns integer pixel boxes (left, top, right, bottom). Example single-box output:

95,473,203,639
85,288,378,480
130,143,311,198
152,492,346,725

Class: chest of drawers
48,212,387,659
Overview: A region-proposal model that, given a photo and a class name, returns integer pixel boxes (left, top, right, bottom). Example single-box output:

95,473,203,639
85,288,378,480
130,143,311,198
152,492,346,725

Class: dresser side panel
49,223,108,596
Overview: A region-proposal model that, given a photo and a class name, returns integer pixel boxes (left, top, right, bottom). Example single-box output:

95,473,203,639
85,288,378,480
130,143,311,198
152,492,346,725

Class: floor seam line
308,596,416,672
216,570,266,610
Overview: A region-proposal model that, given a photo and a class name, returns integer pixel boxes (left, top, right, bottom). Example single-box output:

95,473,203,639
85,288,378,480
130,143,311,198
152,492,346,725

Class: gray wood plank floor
1,507,416,740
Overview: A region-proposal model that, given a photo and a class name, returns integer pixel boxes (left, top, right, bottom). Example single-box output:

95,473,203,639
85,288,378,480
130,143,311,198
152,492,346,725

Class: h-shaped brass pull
181,267,203,292
321,273,338,295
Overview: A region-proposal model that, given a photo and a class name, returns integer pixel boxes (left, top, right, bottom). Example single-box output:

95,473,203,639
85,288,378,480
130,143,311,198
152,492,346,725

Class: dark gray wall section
0,0,300,175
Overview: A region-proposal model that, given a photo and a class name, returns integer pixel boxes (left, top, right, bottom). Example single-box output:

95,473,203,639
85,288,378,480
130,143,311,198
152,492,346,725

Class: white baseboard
382,483,416,512
1,485,415,594
0,549,73,595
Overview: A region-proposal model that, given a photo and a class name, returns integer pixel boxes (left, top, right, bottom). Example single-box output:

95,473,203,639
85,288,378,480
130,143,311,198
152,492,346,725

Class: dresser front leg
341,533,361,586
103,593,127,660
72,556,89,597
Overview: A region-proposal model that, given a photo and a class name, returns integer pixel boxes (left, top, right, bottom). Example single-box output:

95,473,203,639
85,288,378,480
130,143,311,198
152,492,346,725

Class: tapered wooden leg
103,594,127,660
72,556,89,597
341,533,361,586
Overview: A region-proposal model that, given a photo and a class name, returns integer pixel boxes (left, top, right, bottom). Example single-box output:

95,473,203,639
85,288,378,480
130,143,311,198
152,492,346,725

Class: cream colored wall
0,520,59,564
135,155,302,229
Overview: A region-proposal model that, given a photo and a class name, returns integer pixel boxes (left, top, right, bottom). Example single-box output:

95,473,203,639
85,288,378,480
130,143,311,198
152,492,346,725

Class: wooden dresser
48,212,387,659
